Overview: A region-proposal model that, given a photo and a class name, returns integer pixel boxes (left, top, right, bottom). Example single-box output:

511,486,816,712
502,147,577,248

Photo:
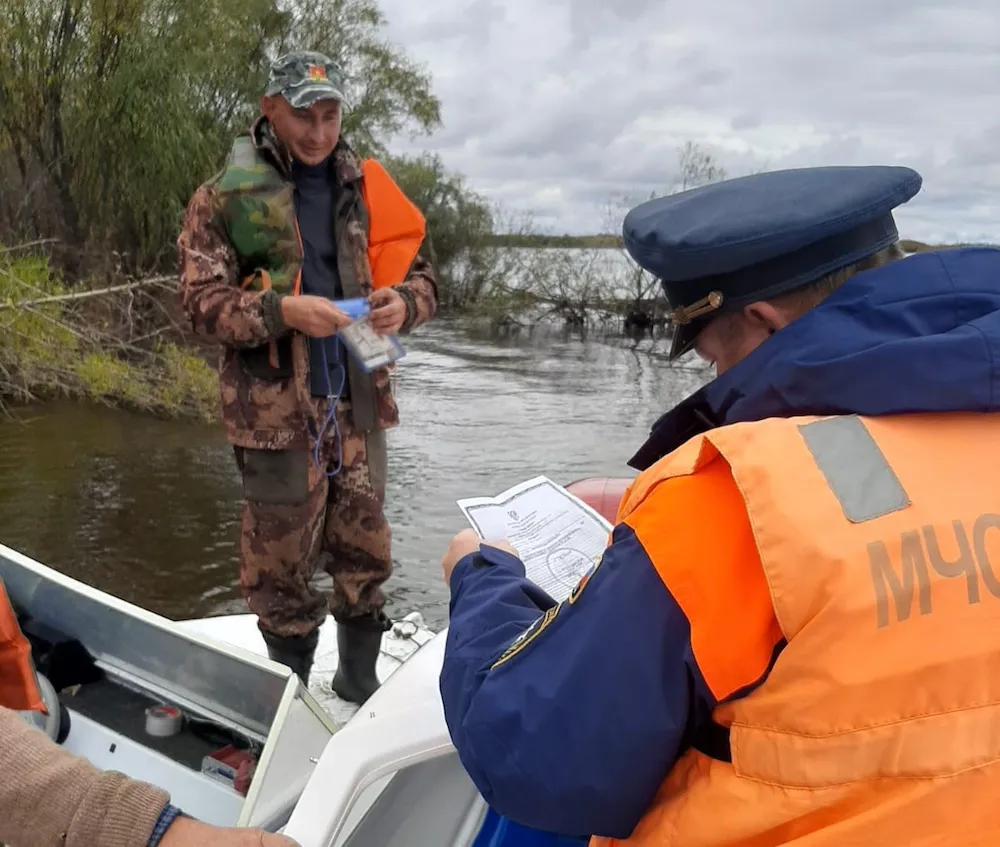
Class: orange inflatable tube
565,477,634,525
360,159,427,290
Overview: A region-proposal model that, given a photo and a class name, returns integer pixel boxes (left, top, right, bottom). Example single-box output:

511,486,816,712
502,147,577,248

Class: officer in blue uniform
436,164,1000,841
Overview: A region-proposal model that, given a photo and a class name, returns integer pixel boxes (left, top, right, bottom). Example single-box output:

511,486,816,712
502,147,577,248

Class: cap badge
670,291,724,325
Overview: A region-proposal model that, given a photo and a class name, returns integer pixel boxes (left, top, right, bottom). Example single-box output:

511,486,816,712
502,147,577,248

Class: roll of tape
145,705,183,737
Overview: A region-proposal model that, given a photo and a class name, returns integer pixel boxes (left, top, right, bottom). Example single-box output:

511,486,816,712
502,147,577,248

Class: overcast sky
376,0,998,243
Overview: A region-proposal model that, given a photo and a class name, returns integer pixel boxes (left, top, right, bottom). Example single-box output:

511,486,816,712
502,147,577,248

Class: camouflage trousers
234,400,391,639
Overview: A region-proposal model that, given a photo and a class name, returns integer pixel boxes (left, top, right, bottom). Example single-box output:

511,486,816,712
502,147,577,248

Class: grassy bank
0,251,218,422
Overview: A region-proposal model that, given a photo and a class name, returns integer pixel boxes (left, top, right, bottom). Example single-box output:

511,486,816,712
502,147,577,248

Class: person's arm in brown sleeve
0,706,301,846
0,705,168,847
176,184,291,348
393,251,438,334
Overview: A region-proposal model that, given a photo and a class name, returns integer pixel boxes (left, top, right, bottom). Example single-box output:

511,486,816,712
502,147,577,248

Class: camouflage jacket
177,118,438,450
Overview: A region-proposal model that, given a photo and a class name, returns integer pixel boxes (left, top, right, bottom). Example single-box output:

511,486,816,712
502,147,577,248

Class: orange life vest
597,411,1000,846
0,578,45,713
359,158,426,291
235,155,425,370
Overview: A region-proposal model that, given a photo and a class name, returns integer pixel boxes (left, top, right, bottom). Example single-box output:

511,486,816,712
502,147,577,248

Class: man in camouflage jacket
177,51,438,704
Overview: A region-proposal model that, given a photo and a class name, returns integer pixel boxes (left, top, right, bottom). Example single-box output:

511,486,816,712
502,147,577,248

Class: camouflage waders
235,399,390,637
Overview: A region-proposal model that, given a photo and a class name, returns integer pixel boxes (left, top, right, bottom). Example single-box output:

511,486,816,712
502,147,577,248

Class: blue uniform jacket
439,247,1000,839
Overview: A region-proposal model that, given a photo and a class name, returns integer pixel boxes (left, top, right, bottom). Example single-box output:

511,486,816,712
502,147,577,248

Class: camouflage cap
265,51,348,109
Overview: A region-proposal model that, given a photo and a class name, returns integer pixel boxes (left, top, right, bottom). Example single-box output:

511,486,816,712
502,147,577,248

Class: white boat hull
178,611,436,728
179,612,490,847
0,541,502,845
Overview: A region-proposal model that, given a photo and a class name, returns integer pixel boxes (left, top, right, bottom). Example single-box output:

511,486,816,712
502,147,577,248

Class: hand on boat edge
159,816,299,846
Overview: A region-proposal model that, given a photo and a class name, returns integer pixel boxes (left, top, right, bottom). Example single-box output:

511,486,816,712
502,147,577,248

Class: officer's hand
280,294,351,337
368,287,407,335
442,528,518,584
159,816,299,845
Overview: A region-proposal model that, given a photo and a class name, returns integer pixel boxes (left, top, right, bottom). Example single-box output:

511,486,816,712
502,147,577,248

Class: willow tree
0,0,441,274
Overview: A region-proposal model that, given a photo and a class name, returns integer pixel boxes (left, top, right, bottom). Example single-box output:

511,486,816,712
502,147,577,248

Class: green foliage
0,0,440,273
384,152,492,269
74,352,147,406
382,152,547,312
72,343,218,421
0,252,77,400
0,249,219,420
277,0,441,155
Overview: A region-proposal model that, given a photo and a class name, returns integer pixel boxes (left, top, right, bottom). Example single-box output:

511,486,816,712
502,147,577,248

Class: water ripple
0,321,710,629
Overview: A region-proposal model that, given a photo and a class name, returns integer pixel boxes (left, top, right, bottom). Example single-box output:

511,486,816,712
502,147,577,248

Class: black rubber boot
330,610,392,704
261,629,319,686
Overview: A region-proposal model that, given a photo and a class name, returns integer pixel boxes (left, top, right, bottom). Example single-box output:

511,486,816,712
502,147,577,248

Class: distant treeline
487,235,996,252
899,239,998,252
485,233,623,249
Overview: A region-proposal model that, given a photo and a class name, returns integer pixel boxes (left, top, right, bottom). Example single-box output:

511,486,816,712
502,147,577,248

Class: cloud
375,0,1000,243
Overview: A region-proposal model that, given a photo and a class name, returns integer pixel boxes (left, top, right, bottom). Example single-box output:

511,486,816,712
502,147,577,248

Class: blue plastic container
331,296,405,371
334,297,371,321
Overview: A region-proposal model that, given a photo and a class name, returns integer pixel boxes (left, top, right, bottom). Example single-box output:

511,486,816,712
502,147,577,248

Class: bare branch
0,238,60,254
0,276,173,310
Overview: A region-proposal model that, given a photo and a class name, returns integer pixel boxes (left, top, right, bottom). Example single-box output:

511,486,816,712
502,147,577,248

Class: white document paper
457,475,614,602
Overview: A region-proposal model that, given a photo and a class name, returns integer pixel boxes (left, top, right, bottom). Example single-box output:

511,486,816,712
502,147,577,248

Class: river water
0,319,709,629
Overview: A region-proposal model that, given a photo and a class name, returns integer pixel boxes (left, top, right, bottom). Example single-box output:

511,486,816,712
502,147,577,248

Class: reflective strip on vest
602,412,1000,847
0,578,44,713
798,415,910,522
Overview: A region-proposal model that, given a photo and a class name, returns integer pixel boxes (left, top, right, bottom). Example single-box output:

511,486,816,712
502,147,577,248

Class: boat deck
179,611,436,729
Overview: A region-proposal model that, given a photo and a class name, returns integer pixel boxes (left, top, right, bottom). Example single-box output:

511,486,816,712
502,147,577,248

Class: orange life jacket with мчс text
0,577,45,713
597,411,1000,846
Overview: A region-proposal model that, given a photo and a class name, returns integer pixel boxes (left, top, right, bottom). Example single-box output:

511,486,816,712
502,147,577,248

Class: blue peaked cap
622,165,923,358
